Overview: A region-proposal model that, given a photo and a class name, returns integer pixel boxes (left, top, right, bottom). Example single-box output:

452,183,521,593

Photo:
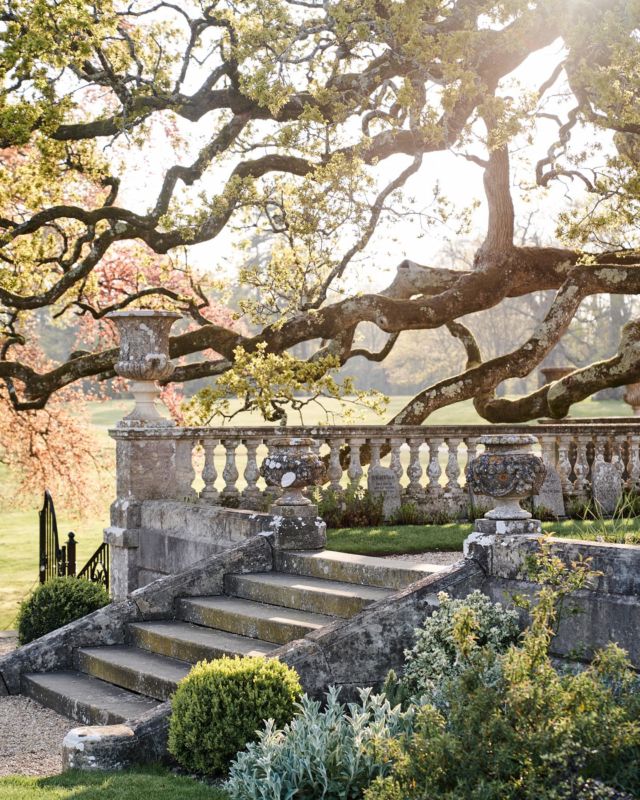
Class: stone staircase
20,551,447,727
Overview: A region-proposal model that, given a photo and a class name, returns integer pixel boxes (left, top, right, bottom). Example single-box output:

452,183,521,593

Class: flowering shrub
399,590,520,696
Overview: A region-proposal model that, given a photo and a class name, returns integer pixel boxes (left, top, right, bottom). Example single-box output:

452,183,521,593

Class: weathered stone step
76,646,190,701
225,572,392,618
22,670,159,726
277,550,449,589
177,596,334,644
128,620,277,661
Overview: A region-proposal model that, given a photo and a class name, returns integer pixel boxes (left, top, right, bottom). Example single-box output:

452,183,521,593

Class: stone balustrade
110,420,640,516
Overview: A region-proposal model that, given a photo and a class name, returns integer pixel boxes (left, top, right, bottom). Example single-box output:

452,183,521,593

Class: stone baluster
466,435,482,466
327,437,345,493
612,434,627,481
221,438,240,500
538,434,556,472
368,437,383,471
347,437,365,488
199,437,219,504
573,434,590,496
594,434,606,462
444,437,462,495
557,435,573,495
174,438,197,500
389,436,404,483
426,437,444,497
629,434,640,491
242,437,262,508
407,437,424,499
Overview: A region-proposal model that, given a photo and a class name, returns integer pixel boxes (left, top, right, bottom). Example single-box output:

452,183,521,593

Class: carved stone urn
624,382,640,416
465,434,546,520
260,436,325,507
108,309,180,426
539,366,573,388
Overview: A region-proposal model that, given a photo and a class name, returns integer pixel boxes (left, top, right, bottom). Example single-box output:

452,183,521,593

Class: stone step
128,620,278,661
177,596,334,644
225,572,392,618
277,549,449,589
76,646,191,701
22,670,159,726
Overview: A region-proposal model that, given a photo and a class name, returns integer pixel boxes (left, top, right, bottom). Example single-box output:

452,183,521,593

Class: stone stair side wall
107,499,326,599
0,536,273,696
467,535,640,668
273,559,484,697
63,557,483,770
127,501,283,588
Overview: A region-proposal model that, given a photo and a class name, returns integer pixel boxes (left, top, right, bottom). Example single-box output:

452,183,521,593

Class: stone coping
109,421,640,440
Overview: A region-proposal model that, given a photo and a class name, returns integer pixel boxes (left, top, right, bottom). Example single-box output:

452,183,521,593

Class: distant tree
1,0,640,435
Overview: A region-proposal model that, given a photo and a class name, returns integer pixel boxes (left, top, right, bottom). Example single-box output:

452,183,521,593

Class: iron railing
38,491,109,590
77,542,109,589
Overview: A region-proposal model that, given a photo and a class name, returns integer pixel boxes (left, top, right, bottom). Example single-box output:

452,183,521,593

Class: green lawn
327,517,640,556
0,769,227,800
328,523,470,555
0,395,633,629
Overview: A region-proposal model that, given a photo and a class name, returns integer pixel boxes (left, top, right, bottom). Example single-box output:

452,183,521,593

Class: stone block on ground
592,459,623,516
533,465,565,518
367,466,401,519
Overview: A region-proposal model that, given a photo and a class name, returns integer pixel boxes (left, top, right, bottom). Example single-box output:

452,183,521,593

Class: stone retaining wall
468,535,640,669
106,500,324,599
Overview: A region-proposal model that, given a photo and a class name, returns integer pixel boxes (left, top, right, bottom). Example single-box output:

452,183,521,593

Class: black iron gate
38,491,109,590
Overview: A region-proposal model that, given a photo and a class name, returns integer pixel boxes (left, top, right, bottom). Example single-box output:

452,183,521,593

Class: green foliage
314,486,385,529
387,502,425,526
226,687,415,800
168,656,301,777
16,577,109,645
397,590,520,698
185,343,387,425
365,548,640,800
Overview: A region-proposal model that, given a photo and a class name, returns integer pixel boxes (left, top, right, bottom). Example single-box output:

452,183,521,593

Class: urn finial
465,434,546,522
108,309,181,426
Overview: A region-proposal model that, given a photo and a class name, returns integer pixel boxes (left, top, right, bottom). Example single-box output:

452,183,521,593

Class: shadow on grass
0,768,228,800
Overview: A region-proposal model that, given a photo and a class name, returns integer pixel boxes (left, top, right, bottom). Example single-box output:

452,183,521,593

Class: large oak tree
2,0,640,430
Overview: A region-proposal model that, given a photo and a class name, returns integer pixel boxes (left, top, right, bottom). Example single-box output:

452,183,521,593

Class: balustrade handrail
111,419,640,519
110,420,640,440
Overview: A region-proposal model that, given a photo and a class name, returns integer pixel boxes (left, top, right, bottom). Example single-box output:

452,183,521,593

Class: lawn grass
327,523,470,555
327,517,640,556
0,769,227,800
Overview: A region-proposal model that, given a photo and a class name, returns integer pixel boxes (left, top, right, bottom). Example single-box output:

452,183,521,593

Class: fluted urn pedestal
465,434,546,537
108,310,180,427
261,436,327,551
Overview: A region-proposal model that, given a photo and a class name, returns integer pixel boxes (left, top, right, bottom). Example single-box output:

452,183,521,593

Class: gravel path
381,550,462,565
0,632,71,777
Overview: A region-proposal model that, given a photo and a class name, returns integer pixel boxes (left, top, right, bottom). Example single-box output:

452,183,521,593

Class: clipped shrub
16,577,110,645
168,656,301,777
398,590,520,696
226,687,415,800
